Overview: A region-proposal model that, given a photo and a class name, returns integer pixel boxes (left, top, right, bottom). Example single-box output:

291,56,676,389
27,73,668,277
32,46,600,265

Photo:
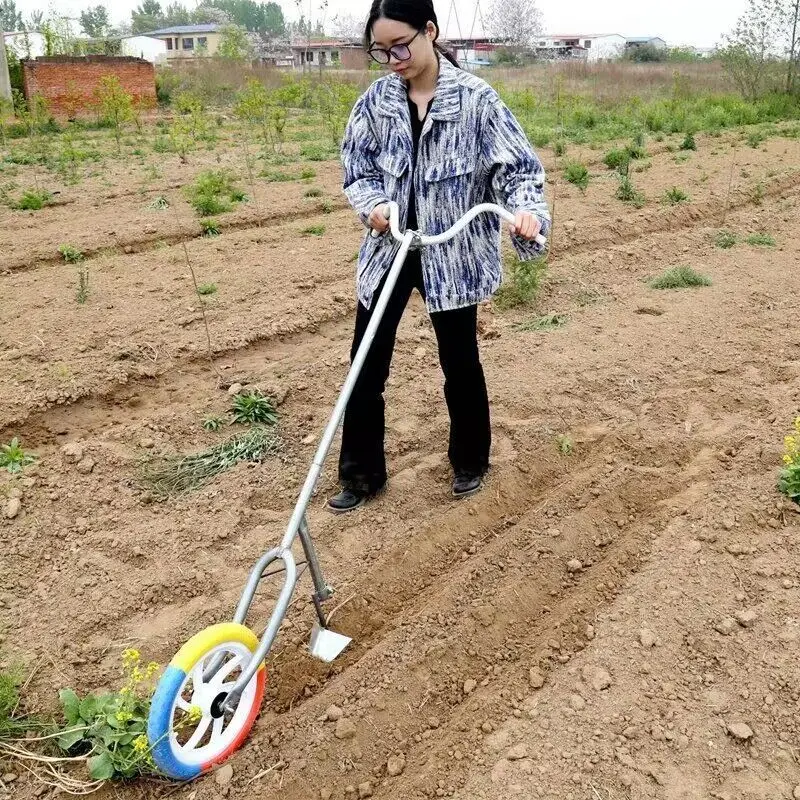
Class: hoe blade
309,622,351,662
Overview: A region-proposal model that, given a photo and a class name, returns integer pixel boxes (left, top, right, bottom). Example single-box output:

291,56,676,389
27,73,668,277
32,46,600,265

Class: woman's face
369,18,435,79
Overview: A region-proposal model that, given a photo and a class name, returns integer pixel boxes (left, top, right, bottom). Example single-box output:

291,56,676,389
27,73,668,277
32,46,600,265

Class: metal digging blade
309,622,352,662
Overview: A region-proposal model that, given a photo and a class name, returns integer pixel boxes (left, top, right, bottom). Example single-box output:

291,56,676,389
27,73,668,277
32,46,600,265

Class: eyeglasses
368,29,423,64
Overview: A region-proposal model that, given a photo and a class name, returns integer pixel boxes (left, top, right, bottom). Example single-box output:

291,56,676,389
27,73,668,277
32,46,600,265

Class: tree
786,0,800,92
95,75,133,155
0,0,23,31
28,10,44,29
80,5,110,38
131,1,163,34
217,23,254,60
330,12,363,39
200,1,284,35
485,0,543,49
625,44,667,63
719,0,785,99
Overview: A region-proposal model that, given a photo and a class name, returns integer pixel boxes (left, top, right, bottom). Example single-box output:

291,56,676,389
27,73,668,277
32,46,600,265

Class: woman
327,0,550,513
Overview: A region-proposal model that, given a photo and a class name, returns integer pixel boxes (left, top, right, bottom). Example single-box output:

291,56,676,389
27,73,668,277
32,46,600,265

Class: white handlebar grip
370,204,391,238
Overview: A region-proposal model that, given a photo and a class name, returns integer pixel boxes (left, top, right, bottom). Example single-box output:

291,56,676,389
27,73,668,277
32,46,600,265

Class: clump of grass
184,169,243,217
663,186,690,205
747,131,765,148
12,188,52,210
750,182,765,206
58,244,84,263
200,219,221,237
649,266,712,290
517,313,569,331
557,434,574,455
230,390,278,425
140,425,281,496
202,413,227,431
564,162,589,191
615,175,645,207
260,170,293,182
553,139,567,157
1,437,36,473
320,199,335,213
495,255,547,310
680,132,697,151
300,144,333,161
302,224,325,236
300,167,317,180
745,232,776,246
197,282,217,295
148,195,169,210
715,230,738,249
304,187,323,198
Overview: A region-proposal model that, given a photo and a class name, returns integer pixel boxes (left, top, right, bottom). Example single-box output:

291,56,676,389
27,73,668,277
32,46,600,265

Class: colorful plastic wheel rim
147,623,267,780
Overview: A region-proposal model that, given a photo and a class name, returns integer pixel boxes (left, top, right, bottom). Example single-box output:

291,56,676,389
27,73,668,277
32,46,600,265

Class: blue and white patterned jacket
340,56,551,313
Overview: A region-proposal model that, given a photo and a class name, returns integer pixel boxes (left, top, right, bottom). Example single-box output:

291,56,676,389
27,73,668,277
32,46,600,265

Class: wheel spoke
183,716,211,751
175,697,192,713
191,660,208,689
215,654,244,683
211,715,225,742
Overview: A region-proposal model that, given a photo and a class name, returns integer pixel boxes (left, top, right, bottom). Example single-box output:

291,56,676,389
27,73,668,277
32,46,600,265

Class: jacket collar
377,55,462,122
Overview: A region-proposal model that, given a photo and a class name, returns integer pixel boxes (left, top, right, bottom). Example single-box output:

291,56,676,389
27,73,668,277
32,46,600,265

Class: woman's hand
508,211,542,241
368,203,391,234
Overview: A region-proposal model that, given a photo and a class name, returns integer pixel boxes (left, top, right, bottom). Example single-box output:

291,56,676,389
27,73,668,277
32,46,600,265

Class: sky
14,0,750,48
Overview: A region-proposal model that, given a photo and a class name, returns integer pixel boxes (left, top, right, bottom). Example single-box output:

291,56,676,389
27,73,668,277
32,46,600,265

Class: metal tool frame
222,202,546,710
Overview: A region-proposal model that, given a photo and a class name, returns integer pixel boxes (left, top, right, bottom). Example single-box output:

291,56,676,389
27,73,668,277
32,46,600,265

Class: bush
564,162,589,191
603,148,630,172
494,255,547,310
184,170,244,217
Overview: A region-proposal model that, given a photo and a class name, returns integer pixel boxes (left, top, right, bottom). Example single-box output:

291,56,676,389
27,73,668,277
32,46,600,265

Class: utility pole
1,31,12,101
788,0,800,93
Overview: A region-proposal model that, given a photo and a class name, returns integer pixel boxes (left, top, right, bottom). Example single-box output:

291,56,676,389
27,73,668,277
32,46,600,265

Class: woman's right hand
368,203,390,235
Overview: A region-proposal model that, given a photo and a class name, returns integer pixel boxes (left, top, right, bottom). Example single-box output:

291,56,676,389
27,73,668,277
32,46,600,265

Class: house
534,34,627,62
625,37,668,51
3,31,47,59
142,24,224,59
290,40,367,69
120,35,168,64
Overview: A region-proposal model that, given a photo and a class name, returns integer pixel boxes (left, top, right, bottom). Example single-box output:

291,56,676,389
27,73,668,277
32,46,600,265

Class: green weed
745,232,776,246
495,256,547,310
663,186,690,205
649,266,712,289
564,162,589,191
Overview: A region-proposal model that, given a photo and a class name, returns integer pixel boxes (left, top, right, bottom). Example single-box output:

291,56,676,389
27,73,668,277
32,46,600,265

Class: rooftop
144,24,223,36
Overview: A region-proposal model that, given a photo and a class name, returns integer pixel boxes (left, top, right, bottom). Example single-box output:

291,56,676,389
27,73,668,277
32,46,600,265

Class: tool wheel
147,623,266,780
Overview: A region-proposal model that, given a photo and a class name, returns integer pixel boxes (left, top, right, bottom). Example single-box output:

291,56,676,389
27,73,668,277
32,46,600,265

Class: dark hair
363,0,460,68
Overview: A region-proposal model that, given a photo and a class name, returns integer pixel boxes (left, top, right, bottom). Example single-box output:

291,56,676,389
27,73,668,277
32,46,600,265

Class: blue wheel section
147,665,202,780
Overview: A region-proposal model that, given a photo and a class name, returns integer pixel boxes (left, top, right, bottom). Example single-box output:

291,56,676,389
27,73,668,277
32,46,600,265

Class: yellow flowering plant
778,417,800,504
57,649,161,780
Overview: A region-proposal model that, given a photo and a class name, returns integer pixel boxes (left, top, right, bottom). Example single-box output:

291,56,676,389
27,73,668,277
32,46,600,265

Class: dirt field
1,123,800,800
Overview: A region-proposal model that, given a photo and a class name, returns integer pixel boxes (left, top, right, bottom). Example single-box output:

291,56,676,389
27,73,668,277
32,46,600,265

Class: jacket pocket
424,156,476,183
377,151,409,178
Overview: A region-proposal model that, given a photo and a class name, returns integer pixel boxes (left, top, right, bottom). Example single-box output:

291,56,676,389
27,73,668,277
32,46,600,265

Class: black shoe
327,487,369,514
452,472,484,499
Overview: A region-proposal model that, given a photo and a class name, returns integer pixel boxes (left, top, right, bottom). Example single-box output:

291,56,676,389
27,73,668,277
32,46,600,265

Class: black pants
338,252,491,493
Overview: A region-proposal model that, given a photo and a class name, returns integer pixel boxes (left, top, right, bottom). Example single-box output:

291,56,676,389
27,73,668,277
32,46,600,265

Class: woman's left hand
508,211,542,241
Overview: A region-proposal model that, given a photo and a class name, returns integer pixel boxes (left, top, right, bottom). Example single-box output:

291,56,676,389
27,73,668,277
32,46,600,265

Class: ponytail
434,41,460,68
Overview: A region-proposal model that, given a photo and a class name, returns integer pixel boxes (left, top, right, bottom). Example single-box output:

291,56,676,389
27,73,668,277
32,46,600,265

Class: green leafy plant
202,414,227,431
564,162,589,191
12,188,52,210
715,230,738,249
495,255,547,310
304,187,323,197
603,147,630,172
197,282,217,296
553,138,567,157
750,182,765,206
57,649,159,780
779,417,800,504
94,76,134,156
184,170,243,217
649,266,712,289
557,434,574,455
680,132,697,151
59,244,84,263
300,167,317,180
261,169,293,182
77,266,90,304
140,425,281,496
615,175,646,207
745,232,776,246
230,390,278,426
747,130,765,148
302,224,325,236
1,438,36,473
663,186,690,205
200,219,221,237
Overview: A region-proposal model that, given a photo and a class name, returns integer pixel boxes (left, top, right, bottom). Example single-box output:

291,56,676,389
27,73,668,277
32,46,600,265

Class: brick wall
22,56,157,119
